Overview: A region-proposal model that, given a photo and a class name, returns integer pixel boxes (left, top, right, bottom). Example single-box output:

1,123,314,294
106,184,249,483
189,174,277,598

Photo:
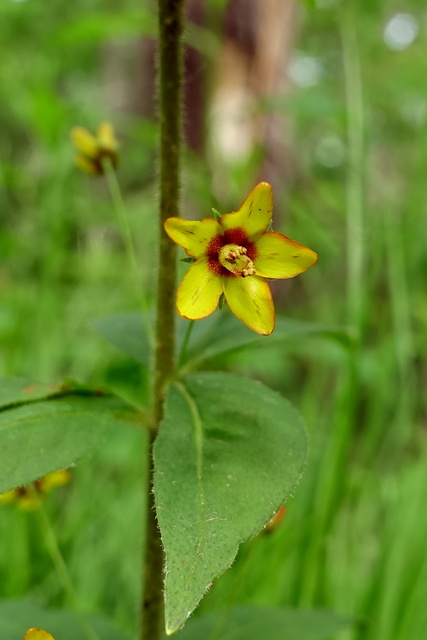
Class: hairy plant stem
141,1,185,639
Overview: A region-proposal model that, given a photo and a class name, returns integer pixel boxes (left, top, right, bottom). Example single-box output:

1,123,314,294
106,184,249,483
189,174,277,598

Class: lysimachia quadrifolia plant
152,182,318,633
0,2,352,640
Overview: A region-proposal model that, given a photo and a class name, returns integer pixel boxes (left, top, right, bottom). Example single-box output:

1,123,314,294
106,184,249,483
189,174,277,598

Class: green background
0,1,426,639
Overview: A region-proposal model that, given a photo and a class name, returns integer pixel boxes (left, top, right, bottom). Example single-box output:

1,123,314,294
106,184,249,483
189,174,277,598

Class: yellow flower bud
71,122,119,175
25,629,56,640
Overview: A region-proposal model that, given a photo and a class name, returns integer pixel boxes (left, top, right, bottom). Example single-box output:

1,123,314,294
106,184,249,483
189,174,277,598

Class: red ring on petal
207,234,224,257
224,227,248,246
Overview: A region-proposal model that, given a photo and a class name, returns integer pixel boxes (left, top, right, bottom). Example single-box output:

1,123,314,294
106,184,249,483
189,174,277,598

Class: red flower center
207,227,257,276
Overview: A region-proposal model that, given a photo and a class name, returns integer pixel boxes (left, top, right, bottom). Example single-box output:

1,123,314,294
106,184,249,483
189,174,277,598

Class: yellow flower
0,469,71,511
164,182,317,335
71,121,119,175
24,629,55,640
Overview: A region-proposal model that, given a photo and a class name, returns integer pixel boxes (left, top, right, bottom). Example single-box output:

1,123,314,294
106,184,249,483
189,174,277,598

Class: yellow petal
254,232,318,279
70,127,98,158
37,469,71,494
97,121,119,153
17,492,43,511
220,183,273,242
223,275,275,335
24,629,56,640
75,155,99,175
0,489,18,506
165,217,223,258
177,258,222,320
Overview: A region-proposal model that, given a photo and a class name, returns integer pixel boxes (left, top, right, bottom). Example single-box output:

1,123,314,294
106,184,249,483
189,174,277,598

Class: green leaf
154,372,307,634
0,386,140,494
0,378,54,410
183,314,353,368
92,311,351,370
92,313,151,367
174,607,350,640
0,599,131,640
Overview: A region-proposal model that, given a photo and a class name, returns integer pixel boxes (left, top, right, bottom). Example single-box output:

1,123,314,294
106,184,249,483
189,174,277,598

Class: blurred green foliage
0,0,426,639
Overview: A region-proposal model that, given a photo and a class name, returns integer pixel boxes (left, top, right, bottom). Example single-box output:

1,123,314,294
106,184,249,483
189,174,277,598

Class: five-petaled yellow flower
165,182,317,335
24,629,55,640
71,121,119,175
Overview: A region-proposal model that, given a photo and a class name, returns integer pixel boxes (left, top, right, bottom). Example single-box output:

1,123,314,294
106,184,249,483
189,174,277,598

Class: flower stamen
218,244,256,277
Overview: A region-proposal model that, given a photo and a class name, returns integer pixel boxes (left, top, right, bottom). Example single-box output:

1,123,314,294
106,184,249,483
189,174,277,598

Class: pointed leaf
91,312,151,366
183,314,352,367
154,372,307,633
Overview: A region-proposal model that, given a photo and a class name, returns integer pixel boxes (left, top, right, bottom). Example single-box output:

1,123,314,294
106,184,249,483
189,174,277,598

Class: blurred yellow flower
71,121,119,175
165,182,317,335
24,629,55,640
0,469,71,511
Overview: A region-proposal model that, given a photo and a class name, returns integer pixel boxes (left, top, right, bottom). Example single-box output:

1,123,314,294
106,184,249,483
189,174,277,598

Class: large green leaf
174,607,350,640
0,599,130,640
154,372,307,634
0,385,140,494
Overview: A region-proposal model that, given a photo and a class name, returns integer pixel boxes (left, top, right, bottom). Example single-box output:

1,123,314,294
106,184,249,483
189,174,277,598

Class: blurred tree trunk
102,0,299,192
209,0,299,193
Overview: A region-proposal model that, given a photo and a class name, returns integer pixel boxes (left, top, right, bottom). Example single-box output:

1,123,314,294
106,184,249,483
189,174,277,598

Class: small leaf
91,311,351,370
173,607,350,640
183,314,353,368
92,312,151,366
154,372,307,633
211,207,222,221
0,387,140,494
0,599,131,640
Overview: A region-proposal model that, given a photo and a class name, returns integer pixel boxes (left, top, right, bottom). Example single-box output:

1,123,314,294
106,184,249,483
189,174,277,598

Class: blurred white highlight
288,54,323,88
383,13,419,51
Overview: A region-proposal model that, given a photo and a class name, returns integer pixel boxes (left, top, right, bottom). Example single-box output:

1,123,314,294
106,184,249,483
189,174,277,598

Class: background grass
1,0,426,638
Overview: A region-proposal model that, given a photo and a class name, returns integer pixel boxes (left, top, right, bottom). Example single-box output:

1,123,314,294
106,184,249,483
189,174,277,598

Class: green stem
340,3,365,337
178,320,195,366
35,502,100,640
102,158,154,347
141,1,185,639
